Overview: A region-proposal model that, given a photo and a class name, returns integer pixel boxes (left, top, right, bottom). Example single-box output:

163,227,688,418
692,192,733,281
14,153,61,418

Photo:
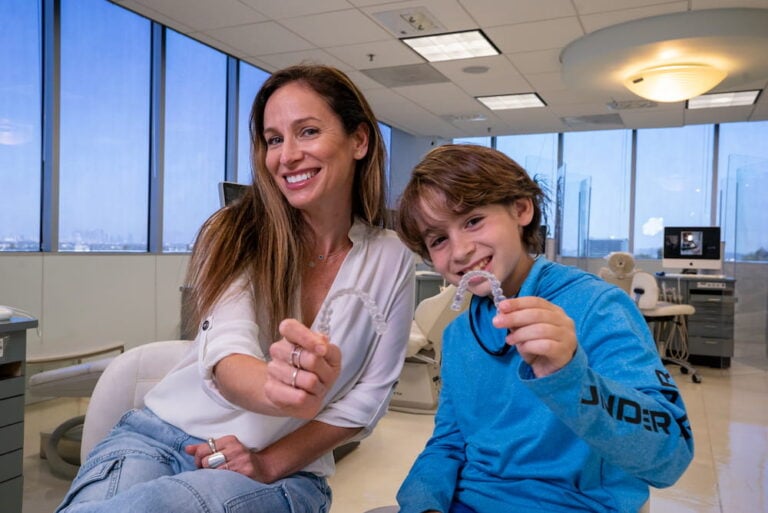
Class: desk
656,275,736,368
0,317,38,513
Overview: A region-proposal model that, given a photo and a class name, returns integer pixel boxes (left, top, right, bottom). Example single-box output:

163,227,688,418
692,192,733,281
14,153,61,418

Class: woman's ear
352,123,370,160
514,198,534,226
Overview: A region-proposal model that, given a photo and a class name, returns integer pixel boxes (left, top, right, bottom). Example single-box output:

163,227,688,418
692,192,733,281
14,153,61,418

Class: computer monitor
218,181,248,207
662,226,722,272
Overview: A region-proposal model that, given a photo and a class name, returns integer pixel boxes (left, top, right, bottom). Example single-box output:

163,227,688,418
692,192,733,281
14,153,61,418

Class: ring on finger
291,367,299,388
290,345,303,370
208,451,226,469
207,437,217,454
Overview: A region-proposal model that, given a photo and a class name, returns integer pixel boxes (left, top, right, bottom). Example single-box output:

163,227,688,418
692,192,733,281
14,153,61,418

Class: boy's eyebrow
419,225,442,240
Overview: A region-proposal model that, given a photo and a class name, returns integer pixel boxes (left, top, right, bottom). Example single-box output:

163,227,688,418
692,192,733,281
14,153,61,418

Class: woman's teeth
286,170,317,184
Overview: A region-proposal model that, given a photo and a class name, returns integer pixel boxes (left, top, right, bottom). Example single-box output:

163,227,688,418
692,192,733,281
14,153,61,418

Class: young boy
394,145,693,513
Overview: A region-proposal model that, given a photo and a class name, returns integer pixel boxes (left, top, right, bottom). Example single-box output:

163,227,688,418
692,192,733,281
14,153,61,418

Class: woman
56,65,415,513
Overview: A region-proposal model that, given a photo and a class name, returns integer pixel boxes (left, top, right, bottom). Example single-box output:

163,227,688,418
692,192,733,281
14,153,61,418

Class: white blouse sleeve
197,277,266,404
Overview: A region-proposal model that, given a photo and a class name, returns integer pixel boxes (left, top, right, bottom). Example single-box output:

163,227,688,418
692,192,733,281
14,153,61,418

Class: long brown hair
396,144,546,266
185,64,387,339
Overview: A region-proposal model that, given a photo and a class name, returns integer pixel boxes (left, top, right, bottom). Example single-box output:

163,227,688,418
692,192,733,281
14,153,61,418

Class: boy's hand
492,296,577,377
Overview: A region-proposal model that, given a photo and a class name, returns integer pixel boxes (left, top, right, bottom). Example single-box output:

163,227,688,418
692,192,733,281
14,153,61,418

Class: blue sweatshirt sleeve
519,290,694,488
396,375,465,513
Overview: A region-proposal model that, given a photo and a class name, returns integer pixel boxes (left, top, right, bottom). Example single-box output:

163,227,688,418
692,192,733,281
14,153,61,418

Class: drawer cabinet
0,317,38,513
657,276,735,368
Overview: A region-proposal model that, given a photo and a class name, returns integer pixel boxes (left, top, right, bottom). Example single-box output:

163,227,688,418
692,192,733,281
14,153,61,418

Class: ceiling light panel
476,93,545,110
402,30,499,62
687,90,761,109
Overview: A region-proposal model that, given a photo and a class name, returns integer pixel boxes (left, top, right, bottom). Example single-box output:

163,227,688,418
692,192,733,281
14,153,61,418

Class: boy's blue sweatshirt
397,258,694,513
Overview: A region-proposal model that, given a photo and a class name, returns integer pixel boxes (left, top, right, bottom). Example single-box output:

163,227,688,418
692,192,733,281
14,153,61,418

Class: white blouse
145,220,415,476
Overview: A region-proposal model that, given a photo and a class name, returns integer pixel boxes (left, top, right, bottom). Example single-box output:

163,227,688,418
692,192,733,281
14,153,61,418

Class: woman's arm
188,420,361,483
213,319,342,419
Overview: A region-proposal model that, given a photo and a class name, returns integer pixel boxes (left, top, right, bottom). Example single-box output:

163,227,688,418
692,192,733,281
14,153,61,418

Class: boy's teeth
469,258,489,271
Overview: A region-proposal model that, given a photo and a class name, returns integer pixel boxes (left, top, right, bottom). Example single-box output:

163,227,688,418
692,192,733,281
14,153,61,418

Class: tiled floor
21,345,768,513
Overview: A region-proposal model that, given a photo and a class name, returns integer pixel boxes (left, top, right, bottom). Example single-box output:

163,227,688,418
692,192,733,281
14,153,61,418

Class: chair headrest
604,252,635,278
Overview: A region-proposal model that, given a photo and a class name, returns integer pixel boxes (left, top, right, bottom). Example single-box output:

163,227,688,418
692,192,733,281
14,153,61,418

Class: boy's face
417,198,534,299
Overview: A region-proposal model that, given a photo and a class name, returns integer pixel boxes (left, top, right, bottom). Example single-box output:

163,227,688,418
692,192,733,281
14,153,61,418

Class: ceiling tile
685,105,755,125
362,0,477,35
365,88,458,135
114,0,194,33
459,0,577,26
492,108,566,134
485,17,584,54
506,49,562,74
692,0,768,8
326,40,423,69
279,10,392,47
128,0,266,30
619,106,685,128
238,0,354,19
394,83,485,114
525,71,568,92
256,49,354,72
580,2,687,32
432,55,529,96
573,0,683,15
207,22,314,56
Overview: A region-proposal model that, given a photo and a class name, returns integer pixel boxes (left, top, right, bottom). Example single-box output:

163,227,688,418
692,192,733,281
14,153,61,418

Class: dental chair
630,272,700,383
26,343,125,479
598,252,700,383
389,284,466,414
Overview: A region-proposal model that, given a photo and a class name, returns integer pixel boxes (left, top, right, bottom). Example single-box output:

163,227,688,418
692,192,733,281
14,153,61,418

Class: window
718,120,768,261
562,130,631,257
495,133,558,239
236,62,270,184
453,136,491,147
634,125,714,258
0,0,42,251
163,30,227,252
379,122,392,187
59,0,151,251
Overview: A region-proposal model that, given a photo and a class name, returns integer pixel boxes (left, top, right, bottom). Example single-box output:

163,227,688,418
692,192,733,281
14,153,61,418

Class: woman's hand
264,318,343,419
185,435,275,482
492,296,577,378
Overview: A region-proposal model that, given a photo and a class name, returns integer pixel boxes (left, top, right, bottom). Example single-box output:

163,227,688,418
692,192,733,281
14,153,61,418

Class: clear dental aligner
317,288,387,337
451,270,506,311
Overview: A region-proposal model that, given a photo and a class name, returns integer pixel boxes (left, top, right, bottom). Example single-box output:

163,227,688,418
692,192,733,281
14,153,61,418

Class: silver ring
208,451,226,469
290,345,303,370
291,367,299,388
207,437,217,454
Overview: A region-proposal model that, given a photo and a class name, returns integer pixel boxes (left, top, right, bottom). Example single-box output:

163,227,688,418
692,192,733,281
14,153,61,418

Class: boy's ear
514,198,534,226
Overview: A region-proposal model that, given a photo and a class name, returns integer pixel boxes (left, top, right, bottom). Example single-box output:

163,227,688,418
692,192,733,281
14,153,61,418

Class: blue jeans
55,408,332,513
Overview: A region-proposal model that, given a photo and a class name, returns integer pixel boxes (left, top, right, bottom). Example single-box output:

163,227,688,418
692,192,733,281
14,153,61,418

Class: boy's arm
397,386,465,513
520,302,694,487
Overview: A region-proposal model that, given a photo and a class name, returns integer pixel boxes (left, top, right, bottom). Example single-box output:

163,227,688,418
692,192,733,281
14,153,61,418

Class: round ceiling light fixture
624,63,727,103
559,8,768,103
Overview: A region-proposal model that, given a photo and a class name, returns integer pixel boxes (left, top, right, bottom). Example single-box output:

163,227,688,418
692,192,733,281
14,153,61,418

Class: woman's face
262,81,368,215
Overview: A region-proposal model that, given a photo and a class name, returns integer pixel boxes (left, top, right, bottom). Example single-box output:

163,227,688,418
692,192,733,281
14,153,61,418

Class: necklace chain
308,241,351,268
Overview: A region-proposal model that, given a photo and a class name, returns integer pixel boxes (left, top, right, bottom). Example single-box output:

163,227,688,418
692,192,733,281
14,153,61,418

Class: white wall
0,254,189,358
388,128,450,207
